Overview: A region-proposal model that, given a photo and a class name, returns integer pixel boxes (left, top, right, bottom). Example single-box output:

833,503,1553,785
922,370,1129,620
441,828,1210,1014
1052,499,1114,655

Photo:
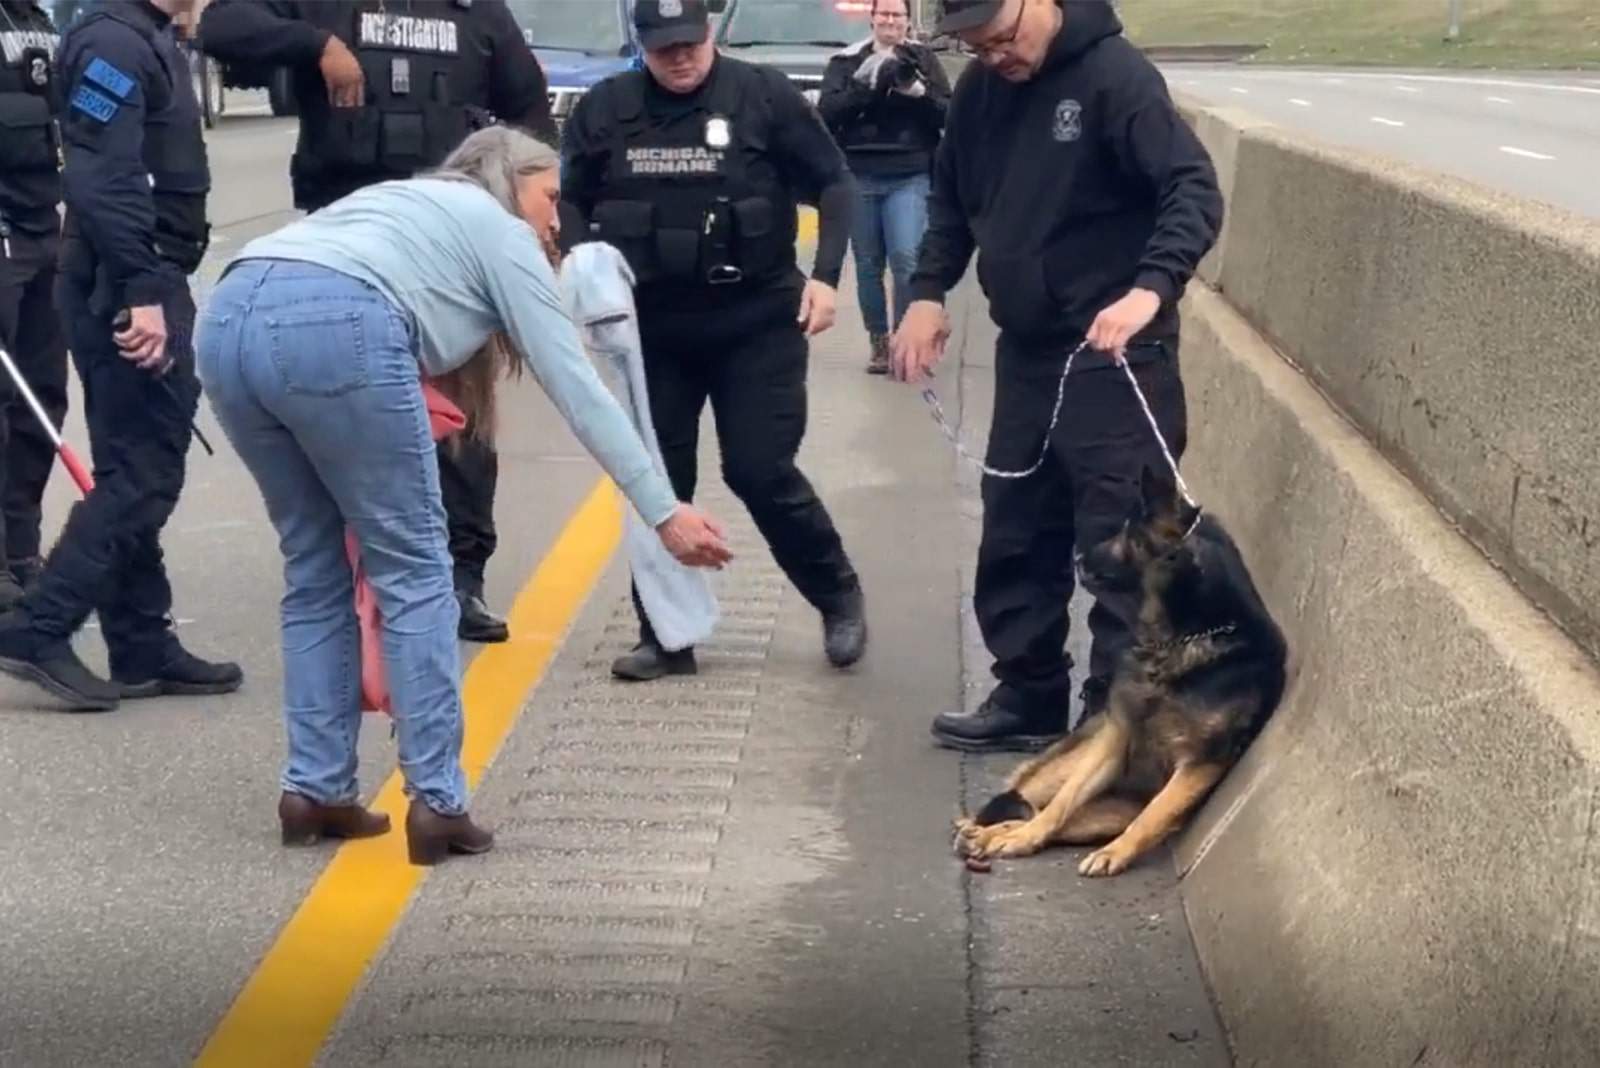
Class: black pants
438,430,496,596
20,261,199,676
975,334,1188,714
0,227,70,566
630,309,860,645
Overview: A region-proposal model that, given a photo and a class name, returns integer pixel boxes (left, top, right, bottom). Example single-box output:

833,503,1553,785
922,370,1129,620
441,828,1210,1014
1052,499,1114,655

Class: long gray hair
428,124,561,216
423,125,563,444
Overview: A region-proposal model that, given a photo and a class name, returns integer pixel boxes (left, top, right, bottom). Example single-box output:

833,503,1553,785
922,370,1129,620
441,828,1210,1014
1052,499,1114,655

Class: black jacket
197,0,555,211
907,1,1222,349
57,0,209,306
0,0,61,235
817,37,948,179
559,54,854,337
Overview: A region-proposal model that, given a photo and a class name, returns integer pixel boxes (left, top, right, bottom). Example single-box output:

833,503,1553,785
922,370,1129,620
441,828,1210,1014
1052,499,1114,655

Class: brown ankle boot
278,791,391,846
405,800,494,866
867,333,890,375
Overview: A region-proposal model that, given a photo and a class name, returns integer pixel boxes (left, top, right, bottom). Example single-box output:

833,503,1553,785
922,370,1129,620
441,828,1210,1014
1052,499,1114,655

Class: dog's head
1077,465,1203,597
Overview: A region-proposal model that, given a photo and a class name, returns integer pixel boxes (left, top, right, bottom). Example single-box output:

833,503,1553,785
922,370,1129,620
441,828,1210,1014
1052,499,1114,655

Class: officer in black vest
197,0,559,644
0,0,69,609
0,0,243,711
561,0,868,682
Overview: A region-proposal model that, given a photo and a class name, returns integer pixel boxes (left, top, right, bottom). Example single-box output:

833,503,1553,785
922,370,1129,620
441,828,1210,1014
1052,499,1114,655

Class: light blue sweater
231,177,679,527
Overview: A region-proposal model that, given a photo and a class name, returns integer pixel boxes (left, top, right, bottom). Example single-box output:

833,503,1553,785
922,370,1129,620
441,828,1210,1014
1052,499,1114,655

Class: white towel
558,242,720,652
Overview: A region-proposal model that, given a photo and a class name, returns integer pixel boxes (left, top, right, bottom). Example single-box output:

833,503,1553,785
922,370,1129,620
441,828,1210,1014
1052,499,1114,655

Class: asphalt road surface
1167,65,1600,219
0,117,1226,1066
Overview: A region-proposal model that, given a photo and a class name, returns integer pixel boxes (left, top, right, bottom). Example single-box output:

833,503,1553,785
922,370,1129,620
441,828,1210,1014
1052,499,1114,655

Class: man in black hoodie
892,0,1223,752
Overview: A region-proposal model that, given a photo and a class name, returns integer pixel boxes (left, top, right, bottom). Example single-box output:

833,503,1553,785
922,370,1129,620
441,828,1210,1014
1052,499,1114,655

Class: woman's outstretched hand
656,504,733,569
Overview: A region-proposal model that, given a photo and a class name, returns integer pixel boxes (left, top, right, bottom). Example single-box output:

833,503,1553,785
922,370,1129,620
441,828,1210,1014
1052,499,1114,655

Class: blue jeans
848,170,931,337
195,259,467,816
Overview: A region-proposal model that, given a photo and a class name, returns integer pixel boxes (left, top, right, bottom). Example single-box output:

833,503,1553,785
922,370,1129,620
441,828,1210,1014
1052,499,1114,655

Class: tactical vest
61,6,211,270
0,3,62,231
589,63,797,290
305,0,479,178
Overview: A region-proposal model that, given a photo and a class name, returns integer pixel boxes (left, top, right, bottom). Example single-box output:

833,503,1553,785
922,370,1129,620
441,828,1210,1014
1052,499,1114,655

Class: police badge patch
1052,98,1082,143
661,0,683,16
705,115,730,150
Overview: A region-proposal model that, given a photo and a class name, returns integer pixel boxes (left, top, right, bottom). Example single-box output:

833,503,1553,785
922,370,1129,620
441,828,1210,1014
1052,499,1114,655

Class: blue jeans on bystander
195,258,468,816
849,170,932,340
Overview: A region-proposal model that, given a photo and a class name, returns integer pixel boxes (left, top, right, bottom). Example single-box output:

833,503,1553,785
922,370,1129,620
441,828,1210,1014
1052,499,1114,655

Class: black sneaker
611,642,697,682
822,591,867,668
930,691,1066,753
115,647,244,699
457,591,509,644
0,612,121,712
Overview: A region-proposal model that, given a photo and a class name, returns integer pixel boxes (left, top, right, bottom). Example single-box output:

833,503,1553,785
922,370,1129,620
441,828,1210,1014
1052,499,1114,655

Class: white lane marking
1487,95,1513,104
1289,98,1312,107
1230,86,1249,95
1394,85,1420,93
1499,145,1556,161
1346,71,1600,96
1371,116,1406,127
1180,69,1600,97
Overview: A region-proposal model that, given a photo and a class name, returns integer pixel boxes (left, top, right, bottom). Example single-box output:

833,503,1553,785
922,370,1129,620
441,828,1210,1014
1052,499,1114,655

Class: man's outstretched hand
890,300,949,383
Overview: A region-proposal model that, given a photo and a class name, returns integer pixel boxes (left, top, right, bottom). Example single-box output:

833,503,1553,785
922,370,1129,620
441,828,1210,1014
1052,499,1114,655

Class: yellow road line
192,479,624,1068
798,206,818,243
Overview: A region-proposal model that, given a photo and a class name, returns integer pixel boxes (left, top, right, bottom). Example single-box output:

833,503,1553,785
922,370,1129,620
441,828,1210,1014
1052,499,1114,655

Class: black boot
822,589,867,668
115,645,245,699
929,688,1066,753
611,641,697,682
0,609,121,712
456,589,509,644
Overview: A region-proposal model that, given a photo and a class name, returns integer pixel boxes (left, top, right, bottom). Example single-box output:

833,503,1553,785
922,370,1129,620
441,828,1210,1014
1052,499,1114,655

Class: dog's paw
953,819,1020,858
978,825,1046,860
1078,844,1133,878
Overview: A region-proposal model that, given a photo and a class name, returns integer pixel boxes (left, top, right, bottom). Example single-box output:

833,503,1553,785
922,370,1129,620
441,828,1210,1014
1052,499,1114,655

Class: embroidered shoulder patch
84,56,136,99
70,83,119,123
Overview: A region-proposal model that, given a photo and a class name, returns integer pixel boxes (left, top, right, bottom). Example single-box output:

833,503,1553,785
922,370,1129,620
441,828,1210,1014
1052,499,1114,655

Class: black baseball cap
937,0,1005,34
634,0,711,50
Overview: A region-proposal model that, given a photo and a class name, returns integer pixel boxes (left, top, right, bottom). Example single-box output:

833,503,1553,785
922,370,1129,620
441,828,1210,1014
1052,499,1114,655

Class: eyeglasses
964,0,1026,57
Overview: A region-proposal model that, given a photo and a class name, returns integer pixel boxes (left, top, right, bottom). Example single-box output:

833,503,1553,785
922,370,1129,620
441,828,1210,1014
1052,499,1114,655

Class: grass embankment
1115,0,1600,69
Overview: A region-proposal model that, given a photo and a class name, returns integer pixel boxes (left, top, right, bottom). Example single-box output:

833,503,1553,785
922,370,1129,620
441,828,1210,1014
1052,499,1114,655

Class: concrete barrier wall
1172,283,1600,1068
1174,94,1600,668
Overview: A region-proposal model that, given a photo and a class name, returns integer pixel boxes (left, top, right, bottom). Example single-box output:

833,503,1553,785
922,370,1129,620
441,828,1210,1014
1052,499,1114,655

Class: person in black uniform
893,0,1223,751
561,0,868,682
0,0,69,608
197,0,559,644
0,0,243,711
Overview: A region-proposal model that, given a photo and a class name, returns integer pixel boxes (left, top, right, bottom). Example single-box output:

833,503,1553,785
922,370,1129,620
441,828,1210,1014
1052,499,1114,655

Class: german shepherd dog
954,465,1287,877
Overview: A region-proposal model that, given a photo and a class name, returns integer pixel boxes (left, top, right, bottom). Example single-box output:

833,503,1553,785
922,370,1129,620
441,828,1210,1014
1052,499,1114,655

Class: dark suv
715,0,874,105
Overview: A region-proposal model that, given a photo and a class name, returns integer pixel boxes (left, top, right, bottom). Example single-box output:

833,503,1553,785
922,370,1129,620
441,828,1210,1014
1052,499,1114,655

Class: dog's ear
1139,464,1178,520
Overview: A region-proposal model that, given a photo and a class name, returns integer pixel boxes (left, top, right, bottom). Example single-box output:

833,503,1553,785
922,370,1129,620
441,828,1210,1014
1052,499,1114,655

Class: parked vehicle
715,0,872,104
507,0,638,126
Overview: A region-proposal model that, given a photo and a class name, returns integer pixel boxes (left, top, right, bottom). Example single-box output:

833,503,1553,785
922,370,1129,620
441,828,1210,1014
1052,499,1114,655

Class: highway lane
0,118,623,1067
1165,65,1600,219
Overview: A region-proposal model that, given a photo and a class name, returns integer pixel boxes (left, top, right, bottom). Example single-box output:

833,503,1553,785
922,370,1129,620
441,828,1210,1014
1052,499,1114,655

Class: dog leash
919,340,1087,481
920,337,1198,511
